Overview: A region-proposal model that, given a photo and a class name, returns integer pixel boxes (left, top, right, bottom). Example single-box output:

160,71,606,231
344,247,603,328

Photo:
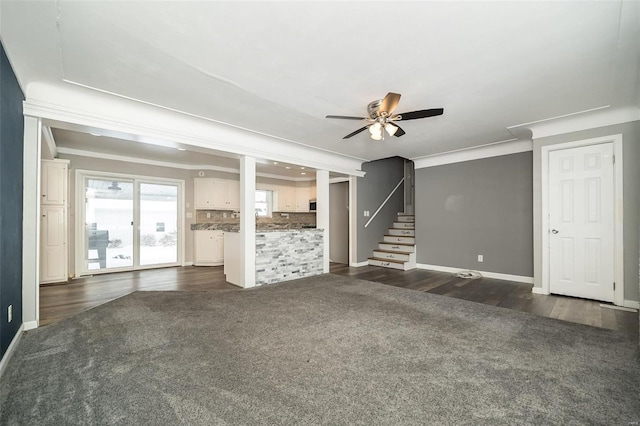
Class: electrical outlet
206,212,211,219
477,255,484,262
8,305,12,323
186,212,193,219
364,210,370,217
223,212,228,218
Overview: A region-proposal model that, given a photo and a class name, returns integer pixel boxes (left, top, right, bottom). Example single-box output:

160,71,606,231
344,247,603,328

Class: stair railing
364,177,404,228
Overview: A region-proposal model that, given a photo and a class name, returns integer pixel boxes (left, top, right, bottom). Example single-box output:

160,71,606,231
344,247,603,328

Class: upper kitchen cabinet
41,160,68,205
194,178,240,210
274,186,314,212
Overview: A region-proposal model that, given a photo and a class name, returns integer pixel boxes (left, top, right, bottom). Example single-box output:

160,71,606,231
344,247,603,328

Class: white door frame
75,169,185,277
541,134,624,306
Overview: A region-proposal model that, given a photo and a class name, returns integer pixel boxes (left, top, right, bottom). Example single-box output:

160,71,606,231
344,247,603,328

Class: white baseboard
0,324,24,380
416,263,534,284
23,321,38,331
531,287,549,295
623,300,640,310
350,261,369,267
182,262,193,267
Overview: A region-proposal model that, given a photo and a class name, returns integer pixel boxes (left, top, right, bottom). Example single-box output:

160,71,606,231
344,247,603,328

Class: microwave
309,200,317,212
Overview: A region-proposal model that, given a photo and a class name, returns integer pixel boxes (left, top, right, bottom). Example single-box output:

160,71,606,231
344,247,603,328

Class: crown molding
412,139,532,169
56,147,316,182
22,82,365,177
508,105,640,140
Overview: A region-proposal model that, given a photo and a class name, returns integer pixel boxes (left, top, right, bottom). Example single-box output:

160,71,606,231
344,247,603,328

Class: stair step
388,228,415,236
378,242,416,252
393,222,415,229
372,250,412,262
397,214,415,223
383,235,415,244
368,257,407,270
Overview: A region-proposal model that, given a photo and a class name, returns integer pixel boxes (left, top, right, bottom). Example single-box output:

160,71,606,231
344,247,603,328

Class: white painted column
23,115,42,330
348,176,358,266
239,156,256,288
316,170,330,273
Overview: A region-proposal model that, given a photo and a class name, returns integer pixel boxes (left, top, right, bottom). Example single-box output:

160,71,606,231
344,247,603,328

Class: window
255,190,272,217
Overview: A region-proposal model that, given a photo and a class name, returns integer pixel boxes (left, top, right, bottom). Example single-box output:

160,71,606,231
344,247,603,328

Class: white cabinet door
295,187,310,212
40,206,67,283
41,160,68,205
194,179,214,209
194,230,224,265
226,180,240,210
211,179,240,210
276,187,296,211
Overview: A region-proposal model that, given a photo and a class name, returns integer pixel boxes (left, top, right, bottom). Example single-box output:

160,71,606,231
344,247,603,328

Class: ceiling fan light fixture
385,123,398,136
368,122,382,135
371,132,383,141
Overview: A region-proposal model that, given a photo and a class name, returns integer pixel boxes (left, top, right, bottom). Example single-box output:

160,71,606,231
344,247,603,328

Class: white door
549,142,614,302
41,206,67,283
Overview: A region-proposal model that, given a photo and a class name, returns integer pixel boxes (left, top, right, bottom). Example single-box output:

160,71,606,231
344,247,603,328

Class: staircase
368,213,416,270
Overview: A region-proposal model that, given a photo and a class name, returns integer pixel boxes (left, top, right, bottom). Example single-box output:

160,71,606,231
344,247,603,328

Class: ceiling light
371,132,383,141
385,123,398,136
90,132,101,137
273,162,278,165
368,122,382,135
301,167,305,170
176,148,186,151
285,166,291,169
301,172,306,175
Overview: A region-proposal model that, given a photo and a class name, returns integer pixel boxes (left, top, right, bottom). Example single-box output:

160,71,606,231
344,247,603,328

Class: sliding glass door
139,182,178,266
85,178,134,271
80,173,182,275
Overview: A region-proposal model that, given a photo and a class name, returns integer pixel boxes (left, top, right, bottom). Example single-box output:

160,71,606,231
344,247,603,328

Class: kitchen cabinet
212,179,240,210
40,205,68,283
40,159,69,283
276,186,312,212
295,187,310,212
194,178,240,210
194,178,215,209
194,230,224,266
41,160,68,205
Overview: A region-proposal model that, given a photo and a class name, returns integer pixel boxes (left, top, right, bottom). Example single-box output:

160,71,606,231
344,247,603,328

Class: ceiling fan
326,92,444,140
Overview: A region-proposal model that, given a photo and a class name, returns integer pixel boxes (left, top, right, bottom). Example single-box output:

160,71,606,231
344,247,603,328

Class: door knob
551,229,559,234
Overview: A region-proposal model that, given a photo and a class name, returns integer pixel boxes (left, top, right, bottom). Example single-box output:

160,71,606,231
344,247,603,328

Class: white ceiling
2,1,639,167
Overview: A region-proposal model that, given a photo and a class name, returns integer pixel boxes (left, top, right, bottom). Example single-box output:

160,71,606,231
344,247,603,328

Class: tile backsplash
196,210,316,228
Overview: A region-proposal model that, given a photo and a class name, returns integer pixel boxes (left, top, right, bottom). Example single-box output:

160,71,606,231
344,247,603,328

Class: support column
316,170,330,273
239,156,256,288
23,116,41,330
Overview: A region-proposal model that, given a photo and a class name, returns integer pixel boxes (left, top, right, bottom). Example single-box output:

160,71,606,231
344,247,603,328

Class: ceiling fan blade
398,108,444,121
326,115,367,120
378,92,401,116
393,124,406,137
343,126,369,139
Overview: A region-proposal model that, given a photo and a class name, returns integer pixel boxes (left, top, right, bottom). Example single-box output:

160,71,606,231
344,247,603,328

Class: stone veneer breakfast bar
224,229,324,287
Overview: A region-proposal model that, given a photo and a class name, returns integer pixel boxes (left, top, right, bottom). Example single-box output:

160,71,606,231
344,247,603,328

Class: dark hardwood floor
40,264,639,340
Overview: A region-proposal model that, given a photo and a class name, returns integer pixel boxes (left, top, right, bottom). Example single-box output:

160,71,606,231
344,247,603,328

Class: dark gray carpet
1,274,638,425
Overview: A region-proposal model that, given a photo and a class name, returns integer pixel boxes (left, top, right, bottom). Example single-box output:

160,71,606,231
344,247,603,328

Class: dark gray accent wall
533,121,640,302
0,41,25,358
415,152,533,276
356,156,405,262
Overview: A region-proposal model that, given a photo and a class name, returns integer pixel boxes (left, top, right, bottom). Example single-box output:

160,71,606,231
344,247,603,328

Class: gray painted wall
533,121,640,302
329,182,349,264
356,157,405,263
415,152,534,277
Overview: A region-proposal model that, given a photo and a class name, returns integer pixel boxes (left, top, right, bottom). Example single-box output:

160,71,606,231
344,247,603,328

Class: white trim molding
350,261,369,267
416,263,534,284
22,83,365,178
510,105,640,140
0,324,24,379
623,300,640,310
531,287,549,295
23,321,38,331
540,134,624,306
412,139,532,169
